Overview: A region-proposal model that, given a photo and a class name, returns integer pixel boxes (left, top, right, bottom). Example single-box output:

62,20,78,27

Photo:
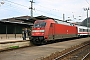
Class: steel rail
81,52,90,60
53,43,89,60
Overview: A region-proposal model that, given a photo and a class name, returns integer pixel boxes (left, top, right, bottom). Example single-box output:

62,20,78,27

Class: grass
9,46,19,49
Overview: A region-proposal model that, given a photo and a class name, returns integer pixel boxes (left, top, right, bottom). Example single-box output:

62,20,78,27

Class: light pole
29,0,35,18
84,7,90,36
79,16,81,20
63,14,65,21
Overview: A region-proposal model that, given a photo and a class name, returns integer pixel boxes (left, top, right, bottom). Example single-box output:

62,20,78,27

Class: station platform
0,38,30,51
0,38,29,43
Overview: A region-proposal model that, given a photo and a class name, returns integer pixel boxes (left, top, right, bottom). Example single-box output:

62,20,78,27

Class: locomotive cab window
34,21,46,28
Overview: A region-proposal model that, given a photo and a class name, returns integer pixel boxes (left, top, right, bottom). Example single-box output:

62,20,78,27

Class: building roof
1,15,83,26
0,16,34,26
80,17,90,27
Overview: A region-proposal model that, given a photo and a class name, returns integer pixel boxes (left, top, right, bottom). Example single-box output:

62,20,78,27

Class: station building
1,15,87,39
0,16,35,39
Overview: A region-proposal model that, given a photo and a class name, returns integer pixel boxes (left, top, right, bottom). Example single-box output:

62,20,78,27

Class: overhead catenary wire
35,9,61,18
36,4,63,18
37,4,61,13
1,0,30,13
4,0,61,18
4,4,29,13
5,0,58,13
0,2,30,17
0,1,31,19
0,8,22,19
85,0,90,5
5,0,28,8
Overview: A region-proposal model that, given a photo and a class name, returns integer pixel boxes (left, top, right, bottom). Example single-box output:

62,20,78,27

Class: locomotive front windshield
34,21,46,28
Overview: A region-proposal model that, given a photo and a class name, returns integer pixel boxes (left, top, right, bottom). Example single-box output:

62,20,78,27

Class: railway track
54,42,90,60
40,41,90,60
82,52,90,60
0,37,90,60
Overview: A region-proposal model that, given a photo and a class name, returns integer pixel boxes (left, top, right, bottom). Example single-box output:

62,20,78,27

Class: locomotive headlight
32,30,44,32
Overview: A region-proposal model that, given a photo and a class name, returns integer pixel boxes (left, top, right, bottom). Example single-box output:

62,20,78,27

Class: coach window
83,29,85,32
79,28,82,32
85,29,87,32
86,29,89,32
79,28,81,32
89,29,90,32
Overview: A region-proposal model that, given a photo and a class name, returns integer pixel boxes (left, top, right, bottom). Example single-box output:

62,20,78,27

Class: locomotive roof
35,16,68,22
34,15,76,26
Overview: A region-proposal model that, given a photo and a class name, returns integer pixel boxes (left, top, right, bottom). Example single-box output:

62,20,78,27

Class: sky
0,0,90,22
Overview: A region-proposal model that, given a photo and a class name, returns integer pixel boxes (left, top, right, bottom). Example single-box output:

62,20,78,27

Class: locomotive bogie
30,36,46,45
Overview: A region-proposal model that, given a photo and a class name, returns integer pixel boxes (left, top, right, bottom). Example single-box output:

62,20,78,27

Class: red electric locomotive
30,18,78,44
